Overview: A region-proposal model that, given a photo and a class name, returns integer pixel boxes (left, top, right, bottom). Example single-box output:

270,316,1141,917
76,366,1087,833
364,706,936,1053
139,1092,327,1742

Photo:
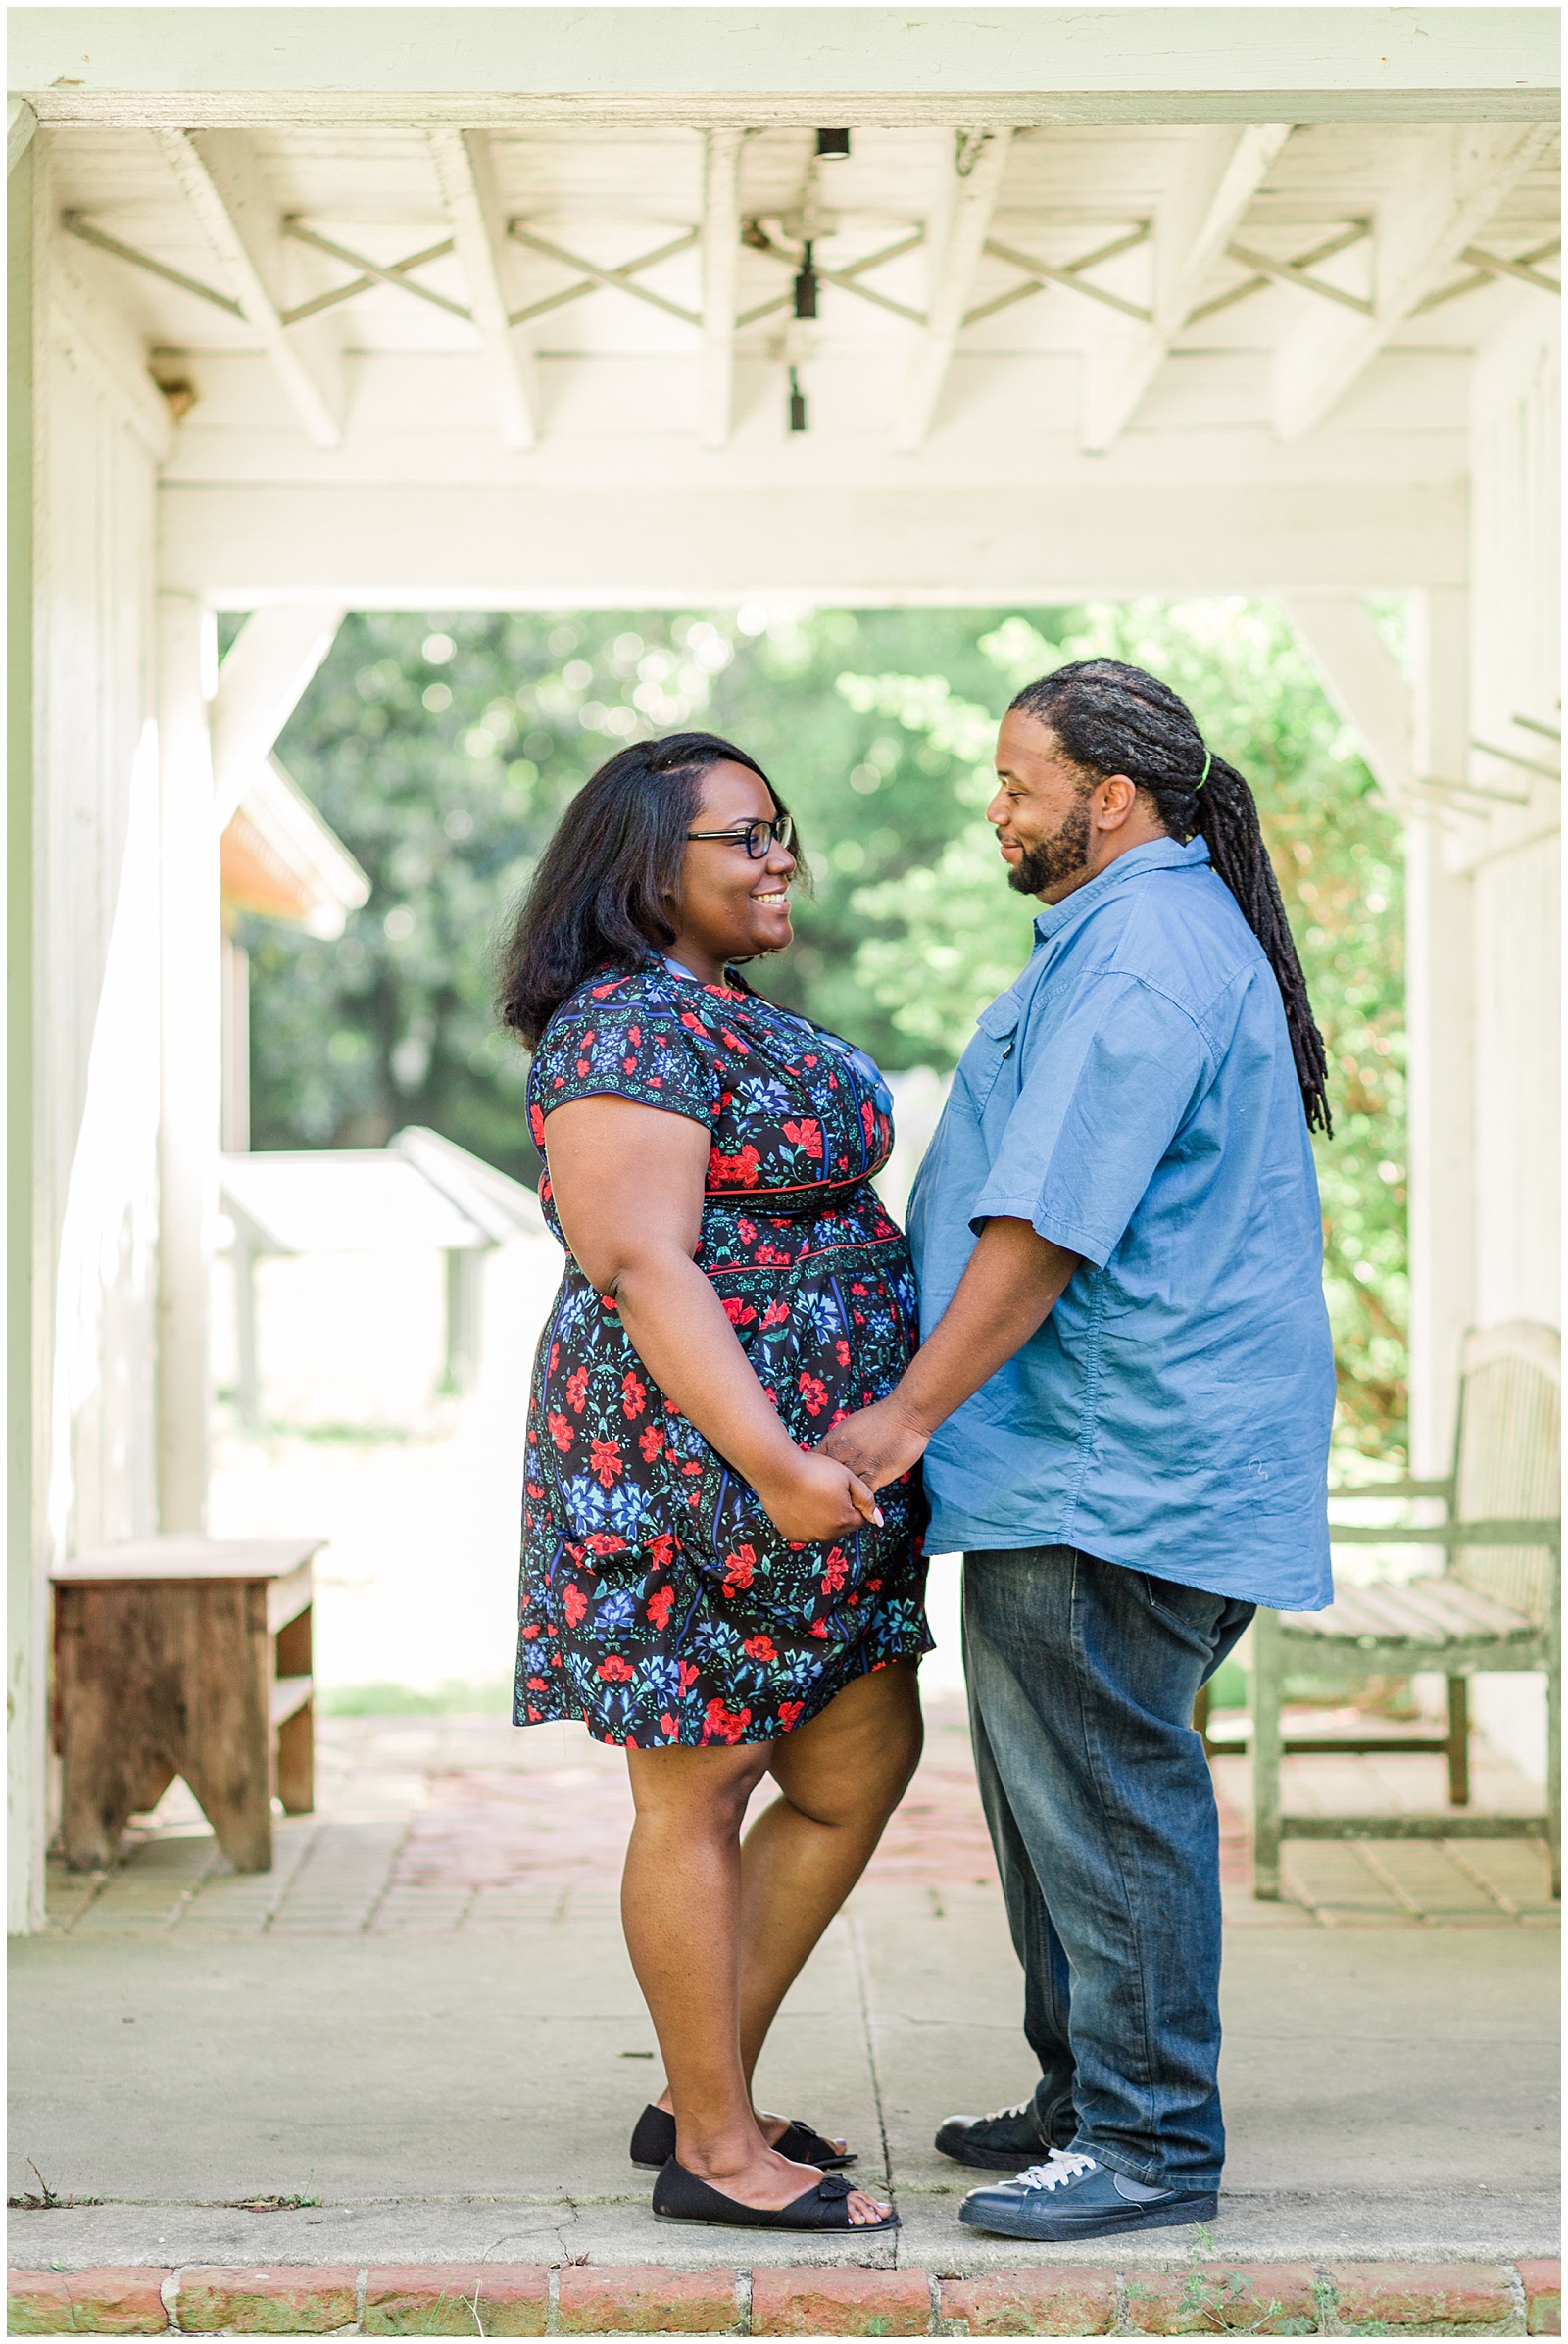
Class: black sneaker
934,2099,1061,2171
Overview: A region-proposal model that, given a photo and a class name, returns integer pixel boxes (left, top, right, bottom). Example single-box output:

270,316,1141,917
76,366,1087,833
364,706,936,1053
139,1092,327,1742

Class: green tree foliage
251,599,1405,1456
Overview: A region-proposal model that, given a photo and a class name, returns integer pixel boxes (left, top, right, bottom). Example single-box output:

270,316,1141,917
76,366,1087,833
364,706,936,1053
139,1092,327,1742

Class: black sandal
630,2102,855,2171
651,2159,897,2232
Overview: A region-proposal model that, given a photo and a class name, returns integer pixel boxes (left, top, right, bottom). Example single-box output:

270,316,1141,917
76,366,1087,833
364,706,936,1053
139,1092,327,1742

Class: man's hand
820,1395,930,1491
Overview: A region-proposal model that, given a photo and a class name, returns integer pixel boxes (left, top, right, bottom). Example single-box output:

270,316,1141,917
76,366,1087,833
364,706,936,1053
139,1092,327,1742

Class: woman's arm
820,1216,1081,1488
543,1095,881,1542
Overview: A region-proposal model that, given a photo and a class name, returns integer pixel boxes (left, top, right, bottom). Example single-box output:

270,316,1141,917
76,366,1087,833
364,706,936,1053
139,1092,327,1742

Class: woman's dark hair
1009,659,1332,1133
496,731,797,1049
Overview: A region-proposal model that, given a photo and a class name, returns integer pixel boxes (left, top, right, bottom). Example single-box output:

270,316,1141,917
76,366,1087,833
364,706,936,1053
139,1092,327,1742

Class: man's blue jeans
962,1545,1254,2192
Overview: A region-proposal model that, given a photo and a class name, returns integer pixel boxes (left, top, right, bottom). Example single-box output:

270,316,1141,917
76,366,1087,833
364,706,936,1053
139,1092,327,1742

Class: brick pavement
43,1697,1559,1939
8,2256,1561,2333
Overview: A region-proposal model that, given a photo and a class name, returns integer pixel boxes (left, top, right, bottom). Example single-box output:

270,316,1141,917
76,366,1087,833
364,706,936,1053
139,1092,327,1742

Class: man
822,658,1335,2243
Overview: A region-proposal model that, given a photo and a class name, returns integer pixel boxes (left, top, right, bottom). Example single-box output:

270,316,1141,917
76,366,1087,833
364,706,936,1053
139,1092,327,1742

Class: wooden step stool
52,1534,324,1873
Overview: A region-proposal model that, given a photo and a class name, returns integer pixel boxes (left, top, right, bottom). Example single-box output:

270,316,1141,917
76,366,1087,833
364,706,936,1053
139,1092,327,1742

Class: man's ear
1096,775,1139,830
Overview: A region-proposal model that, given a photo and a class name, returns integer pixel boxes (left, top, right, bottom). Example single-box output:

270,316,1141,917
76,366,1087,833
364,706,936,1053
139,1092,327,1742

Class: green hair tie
1195,748,1212,791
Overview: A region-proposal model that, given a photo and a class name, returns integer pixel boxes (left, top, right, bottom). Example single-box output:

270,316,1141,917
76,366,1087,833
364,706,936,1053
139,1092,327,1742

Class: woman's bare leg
621,1739,892,2222
738,1660,923,2090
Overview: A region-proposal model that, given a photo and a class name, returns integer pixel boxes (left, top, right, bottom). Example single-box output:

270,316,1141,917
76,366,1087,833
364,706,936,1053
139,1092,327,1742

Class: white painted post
157,592,222,1532
1404,588,1477,1476
7,115,44,1935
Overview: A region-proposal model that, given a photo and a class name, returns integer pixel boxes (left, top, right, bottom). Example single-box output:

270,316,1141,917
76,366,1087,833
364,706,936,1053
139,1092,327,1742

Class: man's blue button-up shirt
906,836,1334,1610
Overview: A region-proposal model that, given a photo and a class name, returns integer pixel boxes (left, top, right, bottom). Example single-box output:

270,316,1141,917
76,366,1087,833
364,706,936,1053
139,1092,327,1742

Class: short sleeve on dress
529,979,719,1139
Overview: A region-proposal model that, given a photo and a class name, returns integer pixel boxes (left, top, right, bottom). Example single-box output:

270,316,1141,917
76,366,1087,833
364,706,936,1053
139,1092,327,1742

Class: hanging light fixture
815,129,852,158
788,366,808,433
793,239,818,320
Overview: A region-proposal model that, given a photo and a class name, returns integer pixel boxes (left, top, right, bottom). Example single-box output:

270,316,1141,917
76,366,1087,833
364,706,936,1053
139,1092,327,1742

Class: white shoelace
1013,2149,1098,2192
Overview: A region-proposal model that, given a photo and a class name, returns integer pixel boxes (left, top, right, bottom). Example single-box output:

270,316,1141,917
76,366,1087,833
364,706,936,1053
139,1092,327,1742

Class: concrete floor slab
10,1712,1558,2275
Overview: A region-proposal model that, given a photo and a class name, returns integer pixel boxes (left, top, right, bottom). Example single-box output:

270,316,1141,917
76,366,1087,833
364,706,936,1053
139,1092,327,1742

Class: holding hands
820,1395,931,1492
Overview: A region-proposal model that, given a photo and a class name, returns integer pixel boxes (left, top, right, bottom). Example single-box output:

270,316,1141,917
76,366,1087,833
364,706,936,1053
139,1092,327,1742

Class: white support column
156,593,222,1533
427,128,536,450
1082,123,1290,453
156,128,345,449
1274,124,1554,442
209,603,344,828
700,128,743,450
7,111,43,1933
893,129,1011,455
1404,587,1476,1473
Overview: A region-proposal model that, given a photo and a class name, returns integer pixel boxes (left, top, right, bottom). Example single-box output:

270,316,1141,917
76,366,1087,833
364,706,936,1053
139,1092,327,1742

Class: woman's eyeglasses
685,813,796,859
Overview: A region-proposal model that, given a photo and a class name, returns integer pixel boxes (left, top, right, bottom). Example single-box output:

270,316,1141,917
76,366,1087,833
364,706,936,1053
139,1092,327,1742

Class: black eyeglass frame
684,813,796,859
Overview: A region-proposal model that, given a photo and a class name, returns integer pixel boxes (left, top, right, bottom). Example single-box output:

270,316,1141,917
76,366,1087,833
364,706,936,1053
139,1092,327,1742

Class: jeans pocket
1133,1568,1229,1655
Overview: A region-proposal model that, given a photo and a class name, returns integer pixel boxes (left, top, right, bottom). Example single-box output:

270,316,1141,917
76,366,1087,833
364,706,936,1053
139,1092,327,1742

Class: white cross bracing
59,178,1559,410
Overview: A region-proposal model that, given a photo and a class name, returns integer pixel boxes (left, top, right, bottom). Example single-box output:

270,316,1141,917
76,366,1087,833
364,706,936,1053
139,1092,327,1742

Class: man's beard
1006,799,1092,895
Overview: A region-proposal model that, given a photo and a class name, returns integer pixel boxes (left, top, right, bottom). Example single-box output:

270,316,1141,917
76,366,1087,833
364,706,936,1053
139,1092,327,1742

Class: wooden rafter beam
701,129,743,449
155,129,345,449
1080,123,1291,453
1273,123,1557,442
892,128,1011,455
428,129,537,451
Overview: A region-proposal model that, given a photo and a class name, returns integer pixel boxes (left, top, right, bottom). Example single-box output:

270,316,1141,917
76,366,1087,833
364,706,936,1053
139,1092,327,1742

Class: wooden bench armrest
1329,1515,1559,1548
1327,1477,1454,1502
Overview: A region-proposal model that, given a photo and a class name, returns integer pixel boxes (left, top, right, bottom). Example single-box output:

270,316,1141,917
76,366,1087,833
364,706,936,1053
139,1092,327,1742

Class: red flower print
529,1103,546,1145
623,1056,637,1073
565,1366,589,1414
835,1339,851,1366
702,1698,753,1744
639,1423,664,1462
777,1700,805,1733
820,1546,848,1594
782,1117,824,1159
850,1283,868,1296
743,1635,776,1663
809,1620,829,1638
563,1584,589,1627
679,1661,701,1689
527,1678,547,1692
680,1011,707,1033
709,1144,762,1188
590,1438,624,1489
575,1059,590,1076
736,1218,756,1243
648,1533,679,1568
647,1585,674,1631
585,1532,625,1556
622,1371,647,1419
798,1372,830,1417
722,1543,757,1595
755,1245,790,1267
660,1712,678,1737
722,1297,757,1327
761,1299,791,1329
548,1411,574,1451
598,1655,634,1682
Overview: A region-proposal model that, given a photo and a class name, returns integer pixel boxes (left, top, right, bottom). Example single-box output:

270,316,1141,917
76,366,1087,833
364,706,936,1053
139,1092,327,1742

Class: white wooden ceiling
46,120,1559,464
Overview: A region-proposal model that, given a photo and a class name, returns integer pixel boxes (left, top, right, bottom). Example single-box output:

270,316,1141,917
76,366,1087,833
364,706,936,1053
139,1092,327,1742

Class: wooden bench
1250,1320,1560,1900
52,1533,324,1873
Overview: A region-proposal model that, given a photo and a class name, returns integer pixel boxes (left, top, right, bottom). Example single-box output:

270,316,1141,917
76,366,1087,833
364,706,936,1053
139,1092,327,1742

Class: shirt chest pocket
961,1001,1020,1117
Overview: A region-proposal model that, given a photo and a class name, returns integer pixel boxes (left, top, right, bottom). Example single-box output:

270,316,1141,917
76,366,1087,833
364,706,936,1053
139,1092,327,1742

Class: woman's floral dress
514,960,930,1748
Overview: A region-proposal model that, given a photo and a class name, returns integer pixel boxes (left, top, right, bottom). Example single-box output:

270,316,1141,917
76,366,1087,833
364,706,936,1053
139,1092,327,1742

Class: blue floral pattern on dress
514,961,930,1747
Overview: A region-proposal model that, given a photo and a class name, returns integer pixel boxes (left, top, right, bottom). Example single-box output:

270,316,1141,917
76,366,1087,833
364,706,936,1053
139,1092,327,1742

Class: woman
497,732,930,2234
